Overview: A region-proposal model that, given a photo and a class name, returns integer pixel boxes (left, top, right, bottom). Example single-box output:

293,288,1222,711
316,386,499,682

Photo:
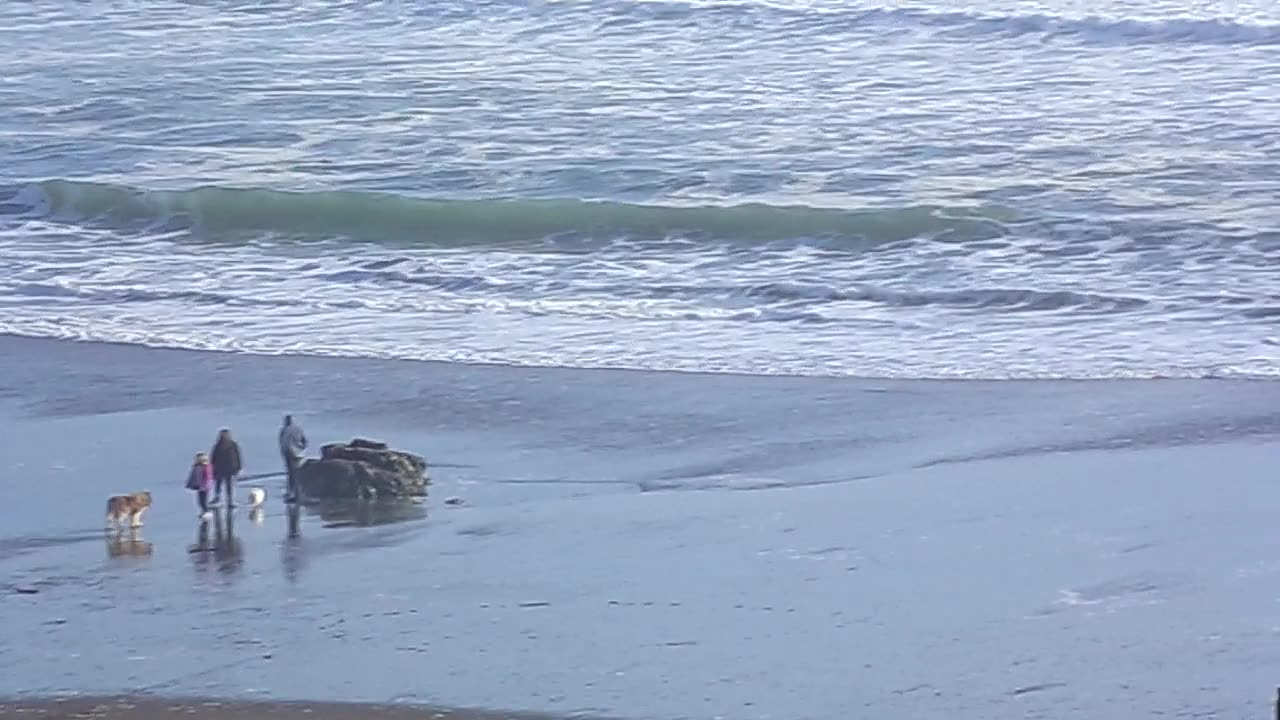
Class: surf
3,179,1013,246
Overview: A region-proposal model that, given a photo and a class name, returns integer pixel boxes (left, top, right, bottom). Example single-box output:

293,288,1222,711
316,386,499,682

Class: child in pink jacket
186,452,214,518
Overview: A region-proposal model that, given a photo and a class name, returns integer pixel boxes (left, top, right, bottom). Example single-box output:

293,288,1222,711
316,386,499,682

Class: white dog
247,487,266,508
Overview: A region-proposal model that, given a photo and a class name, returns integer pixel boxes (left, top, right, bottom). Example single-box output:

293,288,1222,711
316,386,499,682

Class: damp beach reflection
104,528,153,559
188,508,244,576
307,498,427,529
282,502,303,584
280,498,428,583
158,491,432,587
171,498,429,584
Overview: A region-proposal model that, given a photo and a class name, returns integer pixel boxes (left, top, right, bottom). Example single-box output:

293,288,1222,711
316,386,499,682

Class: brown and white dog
105,491,152,530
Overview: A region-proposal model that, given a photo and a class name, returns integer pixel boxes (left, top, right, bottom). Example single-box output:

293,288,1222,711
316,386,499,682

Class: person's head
195,452,208,465
283,414,293,426
217,427,232,443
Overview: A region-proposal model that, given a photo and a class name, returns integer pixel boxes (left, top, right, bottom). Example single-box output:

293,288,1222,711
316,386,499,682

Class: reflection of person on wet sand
212,508,244,574
286,502,301,539
189,517,213,571
281,503,304,584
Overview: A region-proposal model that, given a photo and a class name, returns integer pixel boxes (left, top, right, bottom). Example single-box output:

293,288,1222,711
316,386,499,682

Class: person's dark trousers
214,475,235,506
283,452,301,500
196,490,208,513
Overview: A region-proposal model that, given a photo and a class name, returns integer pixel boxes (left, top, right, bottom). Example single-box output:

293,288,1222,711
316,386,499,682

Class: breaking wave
594,1,1280,47
2,179,1011,246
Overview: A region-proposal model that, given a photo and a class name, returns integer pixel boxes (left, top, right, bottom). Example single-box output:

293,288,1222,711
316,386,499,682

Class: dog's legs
105,513,116,530
130,508,145,528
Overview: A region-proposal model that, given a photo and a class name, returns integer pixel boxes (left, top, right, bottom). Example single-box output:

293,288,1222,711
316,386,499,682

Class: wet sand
0,696,596,720
3,337,1280,719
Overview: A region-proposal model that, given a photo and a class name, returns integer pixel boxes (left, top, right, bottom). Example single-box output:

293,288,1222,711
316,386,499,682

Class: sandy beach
2,337,1280,719
4,0,1279,714
0,696,588,720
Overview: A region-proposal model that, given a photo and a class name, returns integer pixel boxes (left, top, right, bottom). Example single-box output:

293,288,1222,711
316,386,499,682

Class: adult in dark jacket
210,427,243,507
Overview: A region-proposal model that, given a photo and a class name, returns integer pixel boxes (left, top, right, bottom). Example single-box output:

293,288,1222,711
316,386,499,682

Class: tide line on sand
0,695,619,720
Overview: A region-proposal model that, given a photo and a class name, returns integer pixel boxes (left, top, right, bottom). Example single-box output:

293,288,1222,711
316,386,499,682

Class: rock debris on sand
298,438,429,500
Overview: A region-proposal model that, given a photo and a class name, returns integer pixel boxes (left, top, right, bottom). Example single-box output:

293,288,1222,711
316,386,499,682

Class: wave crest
597,1,1280,47
3,179,1010,246
739,281,1148,313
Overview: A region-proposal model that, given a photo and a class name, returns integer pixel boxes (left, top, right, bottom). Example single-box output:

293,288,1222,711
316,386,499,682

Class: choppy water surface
1,0,1278,378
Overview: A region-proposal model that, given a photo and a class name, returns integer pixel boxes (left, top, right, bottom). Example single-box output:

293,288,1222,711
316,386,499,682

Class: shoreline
0,696,611,720
1,332,1271,385
2,335,1280,718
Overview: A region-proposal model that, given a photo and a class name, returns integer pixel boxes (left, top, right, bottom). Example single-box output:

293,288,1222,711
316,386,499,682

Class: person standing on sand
185,452,214,518
210,428,243,507
279,414,308,503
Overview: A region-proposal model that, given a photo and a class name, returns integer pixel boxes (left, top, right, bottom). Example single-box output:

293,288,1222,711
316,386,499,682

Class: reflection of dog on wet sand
105,491,152,530
106,529,154,558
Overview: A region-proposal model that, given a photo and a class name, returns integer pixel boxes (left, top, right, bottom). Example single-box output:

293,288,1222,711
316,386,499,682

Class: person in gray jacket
278,414,308,503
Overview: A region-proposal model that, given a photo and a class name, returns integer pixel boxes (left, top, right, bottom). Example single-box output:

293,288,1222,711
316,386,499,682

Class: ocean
2,0,1278,378
1,1,1278,719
